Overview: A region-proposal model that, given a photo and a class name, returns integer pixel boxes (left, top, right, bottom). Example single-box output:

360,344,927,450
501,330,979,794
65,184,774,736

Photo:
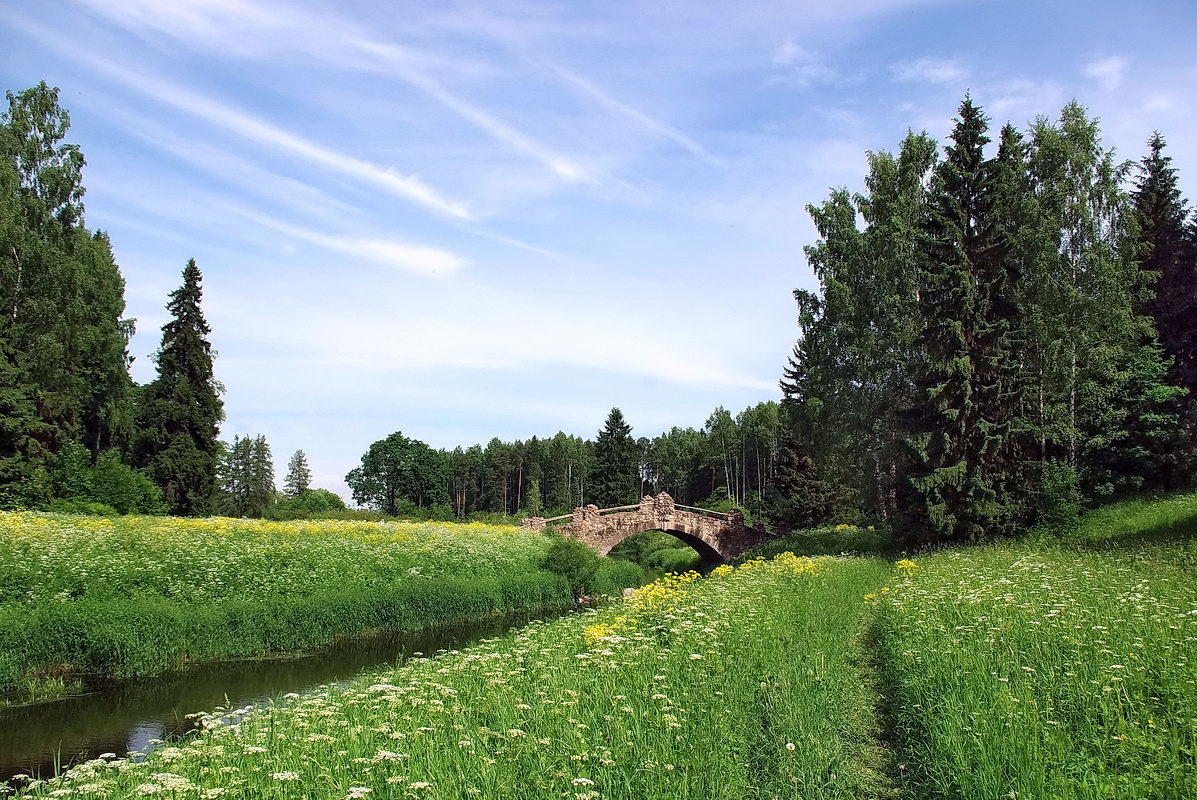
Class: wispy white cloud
71,0,592,184
15,17,473,219
542,63,717,164
237,210,465,274
1081,55,1129,91
890,56,968,84
348,38,591,182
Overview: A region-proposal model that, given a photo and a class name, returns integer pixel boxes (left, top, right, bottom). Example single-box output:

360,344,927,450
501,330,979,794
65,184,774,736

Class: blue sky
4,0,1196,498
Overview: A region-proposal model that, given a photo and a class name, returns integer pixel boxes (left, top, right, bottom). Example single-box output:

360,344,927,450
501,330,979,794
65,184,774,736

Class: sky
3,0,1196,499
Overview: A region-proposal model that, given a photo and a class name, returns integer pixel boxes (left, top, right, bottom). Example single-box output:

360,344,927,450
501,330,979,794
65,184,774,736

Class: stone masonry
521,492,771,561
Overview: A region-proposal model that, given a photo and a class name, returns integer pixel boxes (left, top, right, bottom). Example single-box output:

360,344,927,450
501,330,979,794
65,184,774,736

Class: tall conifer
1132,133,1197,422
901,98,993,541
284,449,312,496
590,408,638,507
136,259,224,515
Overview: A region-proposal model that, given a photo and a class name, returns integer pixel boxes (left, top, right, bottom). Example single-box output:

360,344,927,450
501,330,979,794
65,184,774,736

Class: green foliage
264,487,347,520
283,449,312,497
590,407,638,507
1132,133,1197,429
609,530,702,576
736,524,888,559
217,434,275,518
787,96,1192,543
541,534,602,598
524,476,542,516
7,556,890,800
135,259,224,516
0,83,136,502
346,431,447,515
43,499,118,516
0,512,581,694
877,536,1197,798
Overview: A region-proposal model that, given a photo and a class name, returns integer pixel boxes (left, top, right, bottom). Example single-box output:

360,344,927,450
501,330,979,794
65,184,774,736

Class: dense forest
343,402,784,520
777,98,1197,542
3,82,1196,547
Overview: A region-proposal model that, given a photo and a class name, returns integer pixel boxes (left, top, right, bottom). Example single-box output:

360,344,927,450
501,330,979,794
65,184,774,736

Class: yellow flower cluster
895,559,918,577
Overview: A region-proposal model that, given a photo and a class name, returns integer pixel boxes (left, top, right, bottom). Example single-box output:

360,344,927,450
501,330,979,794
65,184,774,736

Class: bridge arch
594,522,725,563
521,492,770,563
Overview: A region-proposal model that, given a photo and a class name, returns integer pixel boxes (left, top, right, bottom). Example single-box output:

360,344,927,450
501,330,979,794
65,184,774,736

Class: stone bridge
520,492,772,562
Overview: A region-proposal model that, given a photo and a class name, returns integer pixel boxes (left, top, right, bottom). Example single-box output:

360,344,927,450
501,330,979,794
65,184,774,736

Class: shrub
541,535,602,598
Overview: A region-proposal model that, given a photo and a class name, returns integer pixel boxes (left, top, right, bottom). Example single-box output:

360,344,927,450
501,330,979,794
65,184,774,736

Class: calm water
0,612,553,783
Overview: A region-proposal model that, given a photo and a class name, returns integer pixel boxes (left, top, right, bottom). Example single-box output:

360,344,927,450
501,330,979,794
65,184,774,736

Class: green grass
876,544,1197,798
9,554,892,799
8,495,1197,798
0,512,642,697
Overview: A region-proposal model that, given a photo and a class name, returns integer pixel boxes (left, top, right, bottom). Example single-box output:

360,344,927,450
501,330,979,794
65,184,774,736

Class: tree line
776,97,1197,543
345,402,786,520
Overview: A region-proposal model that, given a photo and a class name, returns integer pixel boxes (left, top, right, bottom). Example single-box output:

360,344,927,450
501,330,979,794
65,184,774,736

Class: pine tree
136,259,224,516
284,449,311,496
1132,133,1197,425
590,408,638,507
901,98,994,542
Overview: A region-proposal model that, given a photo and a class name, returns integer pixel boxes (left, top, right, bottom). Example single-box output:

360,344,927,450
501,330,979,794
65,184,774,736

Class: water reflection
0,611,551,783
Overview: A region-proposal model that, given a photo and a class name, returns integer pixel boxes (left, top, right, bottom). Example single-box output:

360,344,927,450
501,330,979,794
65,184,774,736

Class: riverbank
0,608,567,784
7,554,893,799
0,513,641,701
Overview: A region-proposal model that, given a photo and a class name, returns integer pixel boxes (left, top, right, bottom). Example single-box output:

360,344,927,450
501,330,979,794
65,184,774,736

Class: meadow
7,554,892,799
5,495,1197,798
0,513,640,698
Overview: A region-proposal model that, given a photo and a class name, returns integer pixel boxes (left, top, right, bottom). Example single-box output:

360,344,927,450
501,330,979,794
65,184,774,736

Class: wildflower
271,772,300,781
785,742,796,751
572,778,595,786
346,789,373,799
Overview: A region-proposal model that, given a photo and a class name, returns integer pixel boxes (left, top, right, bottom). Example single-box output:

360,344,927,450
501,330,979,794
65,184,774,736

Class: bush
44,499,119,516
1030,459,1083,535
264,489,348,520
90,451,166,514
541,536,603,598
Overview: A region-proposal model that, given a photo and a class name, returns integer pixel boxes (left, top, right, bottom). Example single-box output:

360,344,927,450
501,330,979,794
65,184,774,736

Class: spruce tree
901,98,993,542
590,408,638,507
1132,133,1197,423
248,435,275,516
136,259,224,516
284,449,312,496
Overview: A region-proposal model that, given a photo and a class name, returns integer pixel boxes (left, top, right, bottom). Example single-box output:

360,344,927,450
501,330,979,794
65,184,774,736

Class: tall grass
876,546,1197,799
0,513,640,696
9,554,891,799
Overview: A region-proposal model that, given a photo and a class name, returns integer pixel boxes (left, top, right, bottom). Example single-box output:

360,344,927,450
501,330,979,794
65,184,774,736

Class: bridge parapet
521,492,771,561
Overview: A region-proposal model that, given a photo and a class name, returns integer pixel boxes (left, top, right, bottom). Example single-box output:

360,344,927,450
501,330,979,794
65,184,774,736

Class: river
0,610,554,784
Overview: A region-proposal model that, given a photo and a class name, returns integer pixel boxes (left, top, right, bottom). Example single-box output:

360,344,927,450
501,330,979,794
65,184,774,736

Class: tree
782,132,937,524
524,476,542,516
590,408,638,506
135,259,224,516
0,83,135,501
284,449,312,496
1132,133,1197,433
901,97,997,542
346,431,446,516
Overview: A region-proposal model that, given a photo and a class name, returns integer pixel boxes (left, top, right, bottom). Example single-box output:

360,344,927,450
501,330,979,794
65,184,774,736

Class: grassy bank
876,543,1197,799
0,513,640,698
9,553,890,799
